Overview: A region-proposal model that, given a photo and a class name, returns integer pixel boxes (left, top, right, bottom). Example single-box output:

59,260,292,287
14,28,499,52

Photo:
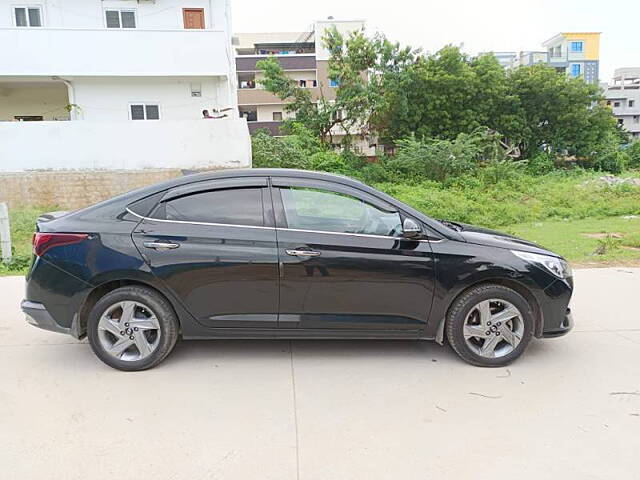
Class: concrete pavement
1,268,639,479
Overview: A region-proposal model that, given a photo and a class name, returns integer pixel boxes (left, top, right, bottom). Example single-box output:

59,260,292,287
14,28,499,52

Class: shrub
627,141,640,169
527,152,555,175
381,129,505,183
591,148,629,174
251,123,325,169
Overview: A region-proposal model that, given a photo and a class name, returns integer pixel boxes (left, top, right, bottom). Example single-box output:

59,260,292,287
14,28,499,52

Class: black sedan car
22,169,573,371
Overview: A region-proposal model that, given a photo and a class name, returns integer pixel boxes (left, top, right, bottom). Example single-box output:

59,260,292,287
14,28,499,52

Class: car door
271,177,435,333
132,177,279,329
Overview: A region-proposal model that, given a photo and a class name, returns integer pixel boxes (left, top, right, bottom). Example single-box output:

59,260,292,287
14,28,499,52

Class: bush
380,130,506,183
627,141,640,169
251,123,326,169
527,152,555,175
591,148,629,174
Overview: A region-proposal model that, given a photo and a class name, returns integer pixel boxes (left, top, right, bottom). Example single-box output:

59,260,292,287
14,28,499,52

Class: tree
259,29,621,163
506,64,619,158
373,46,515,143
257,57,344,144
257,27,419,147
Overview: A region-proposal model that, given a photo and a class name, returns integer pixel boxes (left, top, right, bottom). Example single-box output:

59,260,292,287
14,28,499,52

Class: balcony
236,55,317,72
247,121,284,136
238,86,325,106
0,28,232,77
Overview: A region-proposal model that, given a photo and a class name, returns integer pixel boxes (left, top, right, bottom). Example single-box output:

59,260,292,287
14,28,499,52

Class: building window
105,9,136,29
272,112,283,121
630,100,635,108
190,83,202,97
617,119,624,126
570,64,582,78
130,104,160,120
549,46,562,58
14,6,42,27
570,41,584,53
14,115,43,121
614,101,621,108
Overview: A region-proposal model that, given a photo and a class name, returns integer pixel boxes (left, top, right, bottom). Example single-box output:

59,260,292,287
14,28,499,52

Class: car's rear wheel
87,286,179,371
445,284,534,367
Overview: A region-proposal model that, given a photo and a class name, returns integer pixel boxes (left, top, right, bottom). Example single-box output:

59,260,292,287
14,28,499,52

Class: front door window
280,187,403,237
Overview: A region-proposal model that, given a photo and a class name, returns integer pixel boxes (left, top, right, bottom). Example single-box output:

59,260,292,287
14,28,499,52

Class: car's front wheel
87,286,179,371
446,284,534,367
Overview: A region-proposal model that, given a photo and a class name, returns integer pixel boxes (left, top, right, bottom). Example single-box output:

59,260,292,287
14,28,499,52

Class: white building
605,68,640,139
0,0,251,171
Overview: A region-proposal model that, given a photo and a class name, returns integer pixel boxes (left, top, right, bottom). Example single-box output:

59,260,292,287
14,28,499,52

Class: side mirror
403,218,422,239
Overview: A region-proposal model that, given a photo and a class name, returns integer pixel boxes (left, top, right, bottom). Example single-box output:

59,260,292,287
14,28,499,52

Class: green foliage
627,141,640,169
259,28,622,166
594,234,622,256
586,133,630,174
0,205,55,276
376,171,640,229
527,152,556,175
257,57,339,144
380,130,505,182
251,123,362,176
251,124,324,169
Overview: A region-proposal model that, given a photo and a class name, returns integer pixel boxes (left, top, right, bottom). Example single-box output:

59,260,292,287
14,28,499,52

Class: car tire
445,284,535,367
87,286,179,371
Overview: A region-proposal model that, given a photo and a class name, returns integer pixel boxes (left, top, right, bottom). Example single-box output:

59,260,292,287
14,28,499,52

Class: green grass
0,206,56,277
374,170,640,229
505,216,640,264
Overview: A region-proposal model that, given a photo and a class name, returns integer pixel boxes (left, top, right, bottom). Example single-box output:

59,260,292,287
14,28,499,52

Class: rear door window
158,188,265,227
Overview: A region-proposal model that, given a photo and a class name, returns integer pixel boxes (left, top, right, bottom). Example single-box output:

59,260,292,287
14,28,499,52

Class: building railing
236,55,317,72
247,121,284,136
0,118,251,171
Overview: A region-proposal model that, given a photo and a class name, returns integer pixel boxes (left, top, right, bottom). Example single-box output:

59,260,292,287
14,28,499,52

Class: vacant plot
506,216,640,265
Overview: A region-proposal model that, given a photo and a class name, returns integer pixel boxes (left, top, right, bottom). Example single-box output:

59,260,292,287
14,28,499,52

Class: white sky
232,0,640,82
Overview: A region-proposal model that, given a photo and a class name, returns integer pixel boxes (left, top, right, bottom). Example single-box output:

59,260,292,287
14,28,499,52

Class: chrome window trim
126,208,435,242
276,227,425,241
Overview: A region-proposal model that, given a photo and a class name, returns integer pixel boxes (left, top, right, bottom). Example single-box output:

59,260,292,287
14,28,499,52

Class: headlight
512,251,572,279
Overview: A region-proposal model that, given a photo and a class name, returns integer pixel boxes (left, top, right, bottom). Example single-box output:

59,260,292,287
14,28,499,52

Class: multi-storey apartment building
488,32,601,85
234,19,374,155
0,0,250,171
542,32,601,84
605,68,640,139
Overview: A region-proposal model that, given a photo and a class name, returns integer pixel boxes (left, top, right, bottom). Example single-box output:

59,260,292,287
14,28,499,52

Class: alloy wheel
463,299,524,358
97,301,161,362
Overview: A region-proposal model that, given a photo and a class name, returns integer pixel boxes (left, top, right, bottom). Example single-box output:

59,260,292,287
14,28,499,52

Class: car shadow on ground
164,336,563,367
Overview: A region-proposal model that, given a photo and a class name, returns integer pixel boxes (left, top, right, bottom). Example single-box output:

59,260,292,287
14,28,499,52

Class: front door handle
144,241,180,251
286,249,321,257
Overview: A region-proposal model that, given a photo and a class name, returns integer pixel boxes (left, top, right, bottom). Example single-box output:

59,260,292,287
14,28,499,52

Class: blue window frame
571,64,582,77
570,41,584,53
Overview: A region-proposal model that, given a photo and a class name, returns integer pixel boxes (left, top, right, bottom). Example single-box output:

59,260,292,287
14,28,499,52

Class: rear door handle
144,241,180,251
286,249,321,257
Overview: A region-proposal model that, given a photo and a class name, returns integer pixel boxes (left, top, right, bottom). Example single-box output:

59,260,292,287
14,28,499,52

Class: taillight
32,233,88,257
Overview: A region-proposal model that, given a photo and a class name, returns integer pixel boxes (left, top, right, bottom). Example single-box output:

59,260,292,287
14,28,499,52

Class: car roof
165,168,366,189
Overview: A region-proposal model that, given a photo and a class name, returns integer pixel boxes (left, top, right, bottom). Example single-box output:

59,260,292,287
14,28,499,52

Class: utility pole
0,203,11,264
